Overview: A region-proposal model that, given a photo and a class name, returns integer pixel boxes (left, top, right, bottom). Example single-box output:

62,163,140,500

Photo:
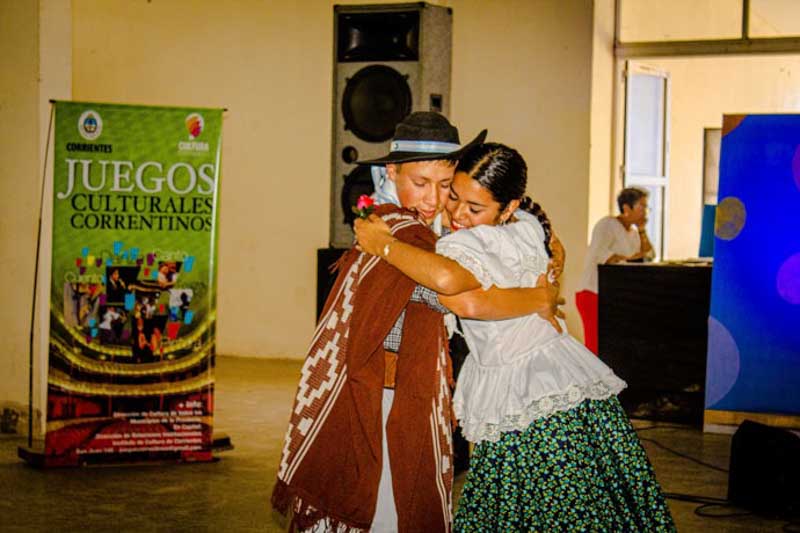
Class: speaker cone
341,166,376,226
342,65,412,143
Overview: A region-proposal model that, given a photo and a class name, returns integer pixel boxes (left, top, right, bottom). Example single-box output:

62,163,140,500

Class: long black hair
455,142,553,257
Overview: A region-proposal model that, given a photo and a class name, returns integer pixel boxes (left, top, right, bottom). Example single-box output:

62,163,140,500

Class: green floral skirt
454,397,676,532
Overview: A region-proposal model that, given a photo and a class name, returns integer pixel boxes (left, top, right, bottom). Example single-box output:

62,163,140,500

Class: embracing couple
272,113,675,532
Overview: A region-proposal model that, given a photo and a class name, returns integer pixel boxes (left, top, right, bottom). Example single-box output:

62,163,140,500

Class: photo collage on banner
45,102,222,464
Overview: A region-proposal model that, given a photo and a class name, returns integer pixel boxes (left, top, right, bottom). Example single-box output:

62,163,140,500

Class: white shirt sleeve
587,218,618,265
436,226,510,290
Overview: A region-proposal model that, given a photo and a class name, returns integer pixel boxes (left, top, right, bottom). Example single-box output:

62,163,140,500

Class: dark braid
456,142,553,257
518,196,553,258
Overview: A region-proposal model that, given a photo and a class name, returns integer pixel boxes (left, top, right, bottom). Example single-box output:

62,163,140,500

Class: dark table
598,261,712,425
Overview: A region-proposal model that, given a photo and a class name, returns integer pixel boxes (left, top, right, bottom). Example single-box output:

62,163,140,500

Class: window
623,62,670,259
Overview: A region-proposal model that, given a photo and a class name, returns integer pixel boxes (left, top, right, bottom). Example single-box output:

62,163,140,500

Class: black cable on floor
665,493,800,525
628,421,800,525
633,424,687,432
784,520,800,532
638,436,729,473
662,492,727,505
693,503,753,518
662,492,753,519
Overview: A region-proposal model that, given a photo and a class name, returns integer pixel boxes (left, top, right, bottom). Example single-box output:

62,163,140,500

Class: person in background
576,187,655,354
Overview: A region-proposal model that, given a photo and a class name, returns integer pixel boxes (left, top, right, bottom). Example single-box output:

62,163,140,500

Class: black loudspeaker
316,248,348,320
728,420,800,518
330,3,452,247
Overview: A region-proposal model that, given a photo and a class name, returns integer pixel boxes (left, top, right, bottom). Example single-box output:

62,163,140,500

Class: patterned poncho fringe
272,205,454,532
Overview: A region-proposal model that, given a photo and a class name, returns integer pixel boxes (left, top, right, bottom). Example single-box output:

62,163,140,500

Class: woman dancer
354,142,675,532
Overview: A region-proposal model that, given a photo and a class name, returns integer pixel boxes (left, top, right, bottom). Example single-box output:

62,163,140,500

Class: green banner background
45,101,222,464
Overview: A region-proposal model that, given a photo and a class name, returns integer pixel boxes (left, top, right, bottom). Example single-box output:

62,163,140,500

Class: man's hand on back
547,232,565,282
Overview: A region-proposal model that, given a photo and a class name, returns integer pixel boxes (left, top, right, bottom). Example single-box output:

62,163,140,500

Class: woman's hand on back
354,214,394,257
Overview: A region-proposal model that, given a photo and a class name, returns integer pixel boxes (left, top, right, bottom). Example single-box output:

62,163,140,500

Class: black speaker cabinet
728,420,800,518
317,247,348,320
330,3,452,247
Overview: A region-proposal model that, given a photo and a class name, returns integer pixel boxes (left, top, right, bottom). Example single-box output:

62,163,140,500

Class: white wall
0,0,40,429
448,0,594,337
589,0,617,235
630,54,800,259
0,0,71,434
1,0,607,425
71,0,334,358
68,0,597,355
6,0,798,430
619,0,742,41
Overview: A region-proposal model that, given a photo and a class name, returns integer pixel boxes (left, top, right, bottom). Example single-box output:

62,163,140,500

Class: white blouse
436,210,626,443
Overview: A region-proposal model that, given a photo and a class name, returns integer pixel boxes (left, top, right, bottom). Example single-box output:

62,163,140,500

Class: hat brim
357,129,487,165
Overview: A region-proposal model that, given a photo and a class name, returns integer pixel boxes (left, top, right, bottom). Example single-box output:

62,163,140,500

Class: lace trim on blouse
460,379,625,443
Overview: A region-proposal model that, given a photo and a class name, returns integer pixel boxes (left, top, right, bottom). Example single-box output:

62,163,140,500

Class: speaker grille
342,65,412,143
341,165,376,227
337,11,420,62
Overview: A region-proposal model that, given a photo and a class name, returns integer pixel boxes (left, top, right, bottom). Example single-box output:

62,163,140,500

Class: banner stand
21,102,55,454
19,100,231,467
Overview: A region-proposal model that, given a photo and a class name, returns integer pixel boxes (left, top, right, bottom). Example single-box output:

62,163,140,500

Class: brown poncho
272,205,454,532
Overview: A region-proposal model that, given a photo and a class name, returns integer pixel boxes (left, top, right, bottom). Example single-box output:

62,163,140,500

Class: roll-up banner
44,101,222,465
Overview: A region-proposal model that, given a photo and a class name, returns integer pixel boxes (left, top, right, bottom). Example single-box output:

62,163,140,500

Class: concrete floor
0,356,792,532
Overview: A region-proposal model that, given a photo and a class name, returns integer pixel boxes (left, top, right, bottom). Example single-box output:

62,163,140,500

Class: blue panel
705,115,800,414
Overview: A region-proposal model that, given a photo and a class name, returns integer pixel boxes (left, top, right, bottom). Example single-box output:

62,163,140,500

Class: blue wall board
705,115,800,414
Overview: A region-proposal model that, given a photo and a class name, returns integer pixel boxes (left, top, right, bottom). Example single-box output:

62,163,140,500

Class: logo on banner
186,113,204,138
78,110,103,140
179,113,209,153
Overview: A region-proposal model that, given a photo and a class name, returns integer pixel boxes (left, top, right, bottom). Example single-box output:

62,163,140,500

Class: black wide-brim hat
357,111,487,165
